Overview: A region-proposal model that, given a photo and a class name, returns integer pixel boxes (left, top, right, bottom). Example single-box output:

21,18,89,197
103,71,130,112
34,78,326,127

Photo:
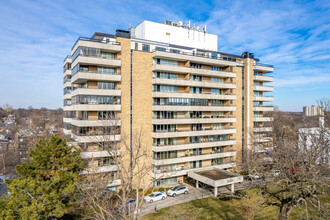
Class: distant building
303,105,324,116
299,117,329,165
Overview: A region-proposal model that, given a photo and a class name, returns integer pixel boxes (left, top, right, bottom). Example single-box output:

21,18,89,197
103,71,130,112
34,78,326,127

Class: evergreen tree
0,136,84,219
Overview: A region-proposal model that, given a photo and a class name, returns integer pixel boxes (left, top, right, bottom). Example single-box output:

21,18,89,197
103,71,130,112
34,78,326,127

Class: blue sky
0,0,329,111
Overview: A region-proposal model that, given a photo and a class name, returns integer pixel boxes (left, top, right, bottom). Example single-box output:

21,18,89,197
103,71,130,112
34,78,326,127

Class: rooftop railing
71,37,121,51
153,48,238,63
255,62,274,68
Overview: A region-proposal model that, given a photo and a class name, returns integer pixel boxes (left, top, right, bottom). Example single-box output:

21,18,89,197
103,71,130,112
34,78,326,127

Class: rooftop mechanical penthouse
63,20,274,190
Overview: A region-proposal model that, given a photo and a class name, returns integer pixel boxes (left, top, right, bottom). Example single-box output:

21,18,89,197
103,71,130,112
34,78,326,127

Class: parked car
117,198,136,213
272,170,281,176
167,186,189,197
246,173,260,180
144,192,167,203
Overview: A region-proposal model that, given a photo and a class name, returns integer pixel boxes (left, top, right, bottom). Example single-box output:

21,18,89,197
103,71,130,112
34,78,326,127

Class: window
254,111,260,117
153,85,178,93
190,63,202,69
153,59,178,66
190,75,202,81
155,46,166,51
190,161,202,169
153,72,178,79
100,52,115,59
190,87,202,94
98,66,116,74
142,44,150,52
211,77,224,83
170,49,180,54
98,82,115,90
211,66,219,71
253,101,260,107
135,43,138,50
211,100,224,106
211,89,219,95
254,82,260,86
98,111,115,120
254,91,260,96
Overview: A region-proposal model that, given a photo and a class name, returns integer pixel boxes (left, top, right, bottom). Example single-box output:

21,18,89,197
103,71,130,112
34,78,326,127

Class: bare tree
77,113,153,219
244,99,330,220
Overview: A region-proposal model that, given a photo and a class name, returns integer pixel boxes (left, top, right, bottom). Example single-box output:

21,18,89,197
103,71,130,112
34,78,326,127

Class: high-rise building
62,20,274,190
303,105,324,116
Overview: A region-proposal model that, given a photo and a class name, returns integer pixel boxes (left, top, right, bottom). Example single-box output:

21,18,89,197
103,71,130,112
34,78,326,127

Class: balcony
253,127,273,132
253,96,274,102
63,69,71,77
253,86,274,92
72,134,121,143
253,117,274,122
153,162,236,179
152,78,236,89
72,38,121,55
152,116,236,125
81,150,120,159
71,104,121,112
71,71,121,84
152,105,236,112
72,56,121,69
71,119,121,127
63,81,71,88
253,106,274,112
254,137,273,143
63,55,72,65
152,140,236,152
63,93,71,100
153,50,238,67
152,92,236,100
81,165,119,174
152,64,236,78
108,179,121,187
152,128,236,138
63,117,71,123
253,75,274,82
153,151,236,166
253,63,274,73
71,88,121,97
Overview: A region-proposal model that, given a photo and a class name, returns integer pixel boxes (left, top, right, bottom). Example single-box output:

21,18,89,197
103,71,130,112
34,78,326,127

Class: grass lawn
143,189,329,220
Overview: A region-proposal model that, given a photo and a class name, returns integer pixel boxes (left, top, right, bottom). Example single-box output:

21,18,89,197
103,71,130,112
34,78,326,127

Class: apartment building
303,105,324,117
62,20,274,189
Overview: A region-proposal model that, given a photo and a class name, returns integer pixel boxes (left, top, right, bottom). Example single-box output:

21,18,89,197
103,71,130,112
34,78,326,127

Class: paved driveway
139,186,213,216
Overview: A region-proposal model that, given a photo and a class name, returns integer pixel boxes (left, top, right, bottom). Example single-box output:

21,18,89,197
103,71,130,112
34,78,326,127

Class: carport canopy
188,168,243,196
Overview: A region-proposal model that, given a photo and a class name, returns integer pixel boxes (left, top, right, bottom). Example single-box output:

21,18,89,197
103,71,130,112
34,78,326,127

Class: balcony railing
153,150,236,161
153,138,234,147
152,115,233,119
153,49,238,63
72,37,121,51
255,62,273,68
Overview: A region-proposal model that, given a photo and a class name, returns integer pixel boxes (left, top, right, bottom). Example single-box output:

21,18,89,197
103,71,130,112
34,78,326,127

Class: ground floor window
154,177,178,186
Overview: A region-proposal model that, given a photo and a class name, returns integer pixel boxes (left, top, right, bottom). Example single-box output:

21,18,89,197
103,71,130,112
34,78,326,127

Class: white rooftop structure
134,20,218,51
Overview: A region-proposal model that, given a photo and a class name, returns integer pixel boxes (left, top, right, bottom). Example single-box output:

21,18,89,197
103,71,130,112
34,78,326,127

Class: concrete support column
231,184,234,193
214,187,218,196
196,180,199,188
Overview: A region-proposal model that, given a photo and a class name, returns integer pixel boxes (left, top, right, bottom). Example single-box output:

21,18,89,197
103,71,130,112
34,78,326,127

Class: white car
246,173,260,180
167,186,189,197
272,170,281,176
144,192,167,203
